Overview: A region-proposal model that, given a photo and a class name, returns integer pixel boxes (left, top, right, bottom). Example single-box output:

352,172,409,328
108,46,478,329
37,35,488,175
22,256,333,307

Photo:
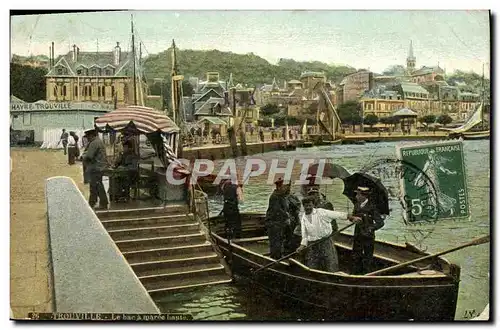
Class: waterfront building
337,70,374,105
45,42,139,107
360,88,405,118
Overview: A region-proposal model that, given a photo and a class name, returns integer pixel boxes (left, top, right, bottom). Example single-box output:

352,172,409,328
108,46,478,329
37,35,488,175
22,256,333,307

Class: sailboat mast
481,64,485,130
131,15,137,106
171,40,177,124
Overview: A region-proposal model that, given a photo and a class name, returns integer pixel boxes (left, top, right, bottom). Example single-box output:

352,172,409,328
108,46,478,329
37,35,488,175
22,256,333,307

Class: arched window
53,86,57,97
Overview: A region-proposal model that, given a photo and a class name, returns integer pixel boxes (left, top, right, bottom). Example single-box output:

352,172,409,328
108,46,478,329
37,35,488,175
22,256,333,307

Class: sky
10,10,491,77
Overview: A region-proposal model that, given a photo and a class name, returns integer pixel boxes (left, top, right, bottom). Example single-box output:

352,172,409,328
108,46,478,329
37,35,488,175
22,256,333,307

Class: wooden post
229,88,239,158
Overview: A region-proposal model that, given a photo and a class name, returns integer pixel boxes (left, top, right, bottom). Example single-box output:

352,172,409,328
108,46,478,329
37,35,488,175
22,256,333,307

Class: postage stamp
396,140,470,223
360,157,440,224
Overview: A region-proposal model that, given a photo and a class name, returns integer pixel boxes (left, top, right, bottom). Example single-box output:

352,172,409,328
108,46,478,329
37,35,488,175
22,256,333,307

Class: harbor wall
182,139,304,161
45,176,160,314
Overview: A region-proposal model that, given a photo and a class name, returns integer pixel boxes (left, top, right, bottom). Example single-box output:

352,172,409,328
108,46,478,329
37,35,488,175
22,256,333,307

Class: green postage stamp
396,140,470,223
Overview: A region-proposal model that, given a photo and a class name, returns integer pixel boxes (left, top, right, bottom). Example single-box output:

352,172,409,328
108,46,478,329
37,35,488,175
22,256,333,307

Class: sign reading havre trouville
396,141,470,223
10,102,114,112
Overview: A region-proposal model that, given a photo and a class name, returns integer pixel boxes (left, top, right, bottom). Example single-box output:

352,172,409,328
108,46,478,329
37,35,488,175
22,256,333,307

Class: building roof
400,82,430,95
197,116,228,125
392,108,418,117
194,97,232,116
11,95,26,103
46,48,133,77
288,79,302,84
412,65,445,76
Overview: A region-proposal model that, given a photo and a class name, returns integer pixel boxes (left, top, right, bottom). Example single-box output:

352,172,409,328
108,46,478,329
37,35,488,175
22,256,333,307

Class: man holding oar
296,196,360,272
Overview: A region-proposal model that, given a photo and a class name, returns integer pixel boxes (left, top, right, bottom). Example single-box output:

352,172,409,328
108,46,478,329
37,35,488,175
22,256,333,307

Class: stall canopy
94,105,190,176
95,106,179,134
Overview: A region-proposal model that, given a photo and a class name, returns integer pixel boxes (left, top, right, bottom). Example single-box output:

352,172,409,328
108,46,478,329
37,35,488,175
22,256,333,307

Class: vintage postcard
9,9,490,323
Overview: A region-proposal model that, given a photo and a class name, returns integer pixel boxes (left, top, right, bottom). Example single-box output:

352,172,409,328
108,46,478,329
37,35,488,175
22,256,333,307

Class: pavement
10,148,88,319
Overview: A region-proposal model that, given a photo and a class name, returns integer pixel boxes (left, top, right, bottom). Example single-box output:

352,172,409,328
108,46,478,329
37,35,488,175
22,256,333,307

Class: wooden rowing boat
206,213,460,321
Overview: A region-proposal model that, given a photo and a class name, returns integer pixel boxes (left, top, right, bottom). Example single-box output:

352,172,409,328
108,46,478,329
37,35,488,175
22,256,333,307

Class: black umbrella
342,172,390,216
307,163,351,180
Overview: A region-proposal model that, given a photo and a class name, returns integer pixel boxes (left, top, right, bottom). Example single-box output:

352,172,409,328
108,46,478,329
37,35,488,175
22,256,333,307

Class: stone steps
101,214,195,230
101,205,231,296
108,223,200,241
131,256,221,277
96,204,189,220
139,265,228,291
115,233,207,252
122,243,214,264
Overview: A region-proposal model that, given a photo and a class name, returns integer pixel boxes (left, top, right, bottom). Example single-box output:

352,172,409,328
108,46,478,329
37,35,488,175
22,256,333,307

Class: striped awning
95,106,179,134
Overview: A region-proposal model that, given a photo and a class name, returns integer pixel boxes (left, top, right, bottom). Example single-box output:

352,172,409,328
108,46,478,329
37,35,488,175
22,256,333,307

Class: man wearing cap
296,196,357,272
349,186,385,274
82,129,109,210
265,177,290,259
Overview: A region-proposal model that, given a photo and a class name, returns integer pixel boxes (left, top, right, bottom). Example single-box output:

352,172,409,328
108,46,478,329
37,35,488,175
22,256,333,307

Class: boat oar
366,234,490,276
252,222,355,275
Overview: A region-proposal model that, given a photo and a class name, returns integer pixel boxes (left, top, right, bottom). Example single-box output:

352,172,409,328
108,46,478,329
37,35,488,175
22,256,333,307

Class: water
156,140,490,320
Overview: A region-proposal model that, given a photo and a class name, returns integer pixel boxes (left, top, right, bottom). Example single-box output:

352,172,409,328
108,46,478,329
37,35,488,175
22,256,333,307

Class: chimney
51,42,54,67
49,46,51,69
77,47,80,59
72,44,77,62
114,42,121,66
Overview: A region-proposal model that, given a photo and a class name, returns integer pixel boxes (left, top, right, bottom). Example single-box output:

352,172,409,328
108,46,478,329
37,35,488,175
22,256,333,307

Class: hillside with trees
141,47,357,88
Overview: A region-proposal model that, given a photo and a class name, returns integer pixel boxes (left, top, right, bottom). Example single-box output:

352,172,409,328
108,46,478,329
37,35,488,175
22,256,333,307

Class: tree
382,65,407,76
437,114,453,127
364,114,379,128
338,101,362,131
260,103,280,116
10,63,47,102
419,115,436,131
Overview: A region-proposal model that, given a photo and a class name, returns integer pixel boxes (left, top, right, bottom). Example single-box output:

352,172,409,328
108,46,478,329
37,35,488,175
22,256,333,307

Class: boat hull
207,214,460,321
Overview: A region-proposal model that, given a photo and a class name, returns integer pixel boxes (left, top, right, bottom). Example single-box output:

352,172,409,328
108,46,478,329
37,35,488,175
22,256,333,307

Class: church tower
406,40,416,74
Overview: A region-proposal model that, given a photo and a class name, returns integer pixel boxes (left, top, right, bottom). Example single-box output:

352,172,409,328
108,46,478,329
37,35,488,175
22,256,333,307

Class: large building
45,42,139,106
337,70,374,104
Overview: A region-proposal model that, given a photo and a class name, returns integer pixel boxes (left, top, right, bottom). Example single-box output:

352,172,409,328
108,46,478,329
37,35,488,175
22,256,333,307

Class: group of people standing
264,178,385,275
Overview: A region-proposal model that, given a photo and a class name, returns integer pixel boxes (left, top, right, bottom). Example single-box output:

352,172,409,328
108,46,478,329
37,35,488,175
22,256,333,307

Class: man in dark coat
221,178,243,239
82,129,109,210
265,178,290,259
284,184,302,254
112,140,139,202
349,186,385,275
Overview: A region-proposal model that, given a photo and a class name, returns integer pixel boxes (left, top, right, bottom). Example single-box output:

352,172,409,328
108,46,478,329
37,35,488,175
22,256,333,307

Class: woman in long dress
413,149,457,216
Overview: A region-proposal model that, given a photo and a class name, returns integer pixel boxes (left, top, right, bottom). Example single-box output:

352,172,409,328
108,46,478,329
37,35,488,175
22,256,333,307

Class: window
62,85,67,97
23,113,31,125
105,69,113,76
53,86,57,97
77,69,82,75
98,86,102,97
111,86,115,97
57,68,63,75
101,86,105,97
74,86,78,97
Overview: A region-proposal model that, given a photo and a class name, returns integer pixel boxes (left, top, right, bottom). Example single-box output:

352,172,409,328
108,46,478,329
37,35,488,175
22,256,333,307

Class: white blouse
300,208,348,246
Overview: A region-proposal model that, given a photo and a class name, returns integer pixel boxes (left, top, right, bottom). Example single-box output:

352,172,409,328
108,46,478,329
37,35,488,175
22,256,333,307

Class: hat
307,187,320,195
355,186,371,194
84,128,96,136
274,177,284,186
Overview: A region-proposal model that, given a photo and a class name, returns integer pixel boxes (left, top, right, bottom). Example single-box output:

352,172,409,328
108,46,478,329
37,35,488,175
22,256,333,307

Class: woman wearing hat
349,186,385,275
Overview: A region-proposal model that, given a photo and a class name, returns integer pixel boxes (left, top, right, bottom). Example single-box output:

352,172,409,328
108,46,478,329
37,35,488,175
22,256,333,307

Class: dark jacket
266,189,289,228
353,200,384,238
82,137,107,172
287,193,302,231
222,182,240,214
114,150,139,171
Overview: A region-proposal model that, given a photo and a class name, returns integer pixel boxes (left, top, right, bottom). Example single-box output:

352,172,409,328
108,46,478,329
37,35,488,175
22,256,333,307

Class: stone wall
45,176,160,313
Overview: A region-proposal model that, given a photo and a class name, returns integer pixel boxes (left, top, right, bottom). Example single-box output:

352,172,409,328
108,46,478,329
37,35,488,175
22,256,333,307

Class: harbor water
156,140,490,320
